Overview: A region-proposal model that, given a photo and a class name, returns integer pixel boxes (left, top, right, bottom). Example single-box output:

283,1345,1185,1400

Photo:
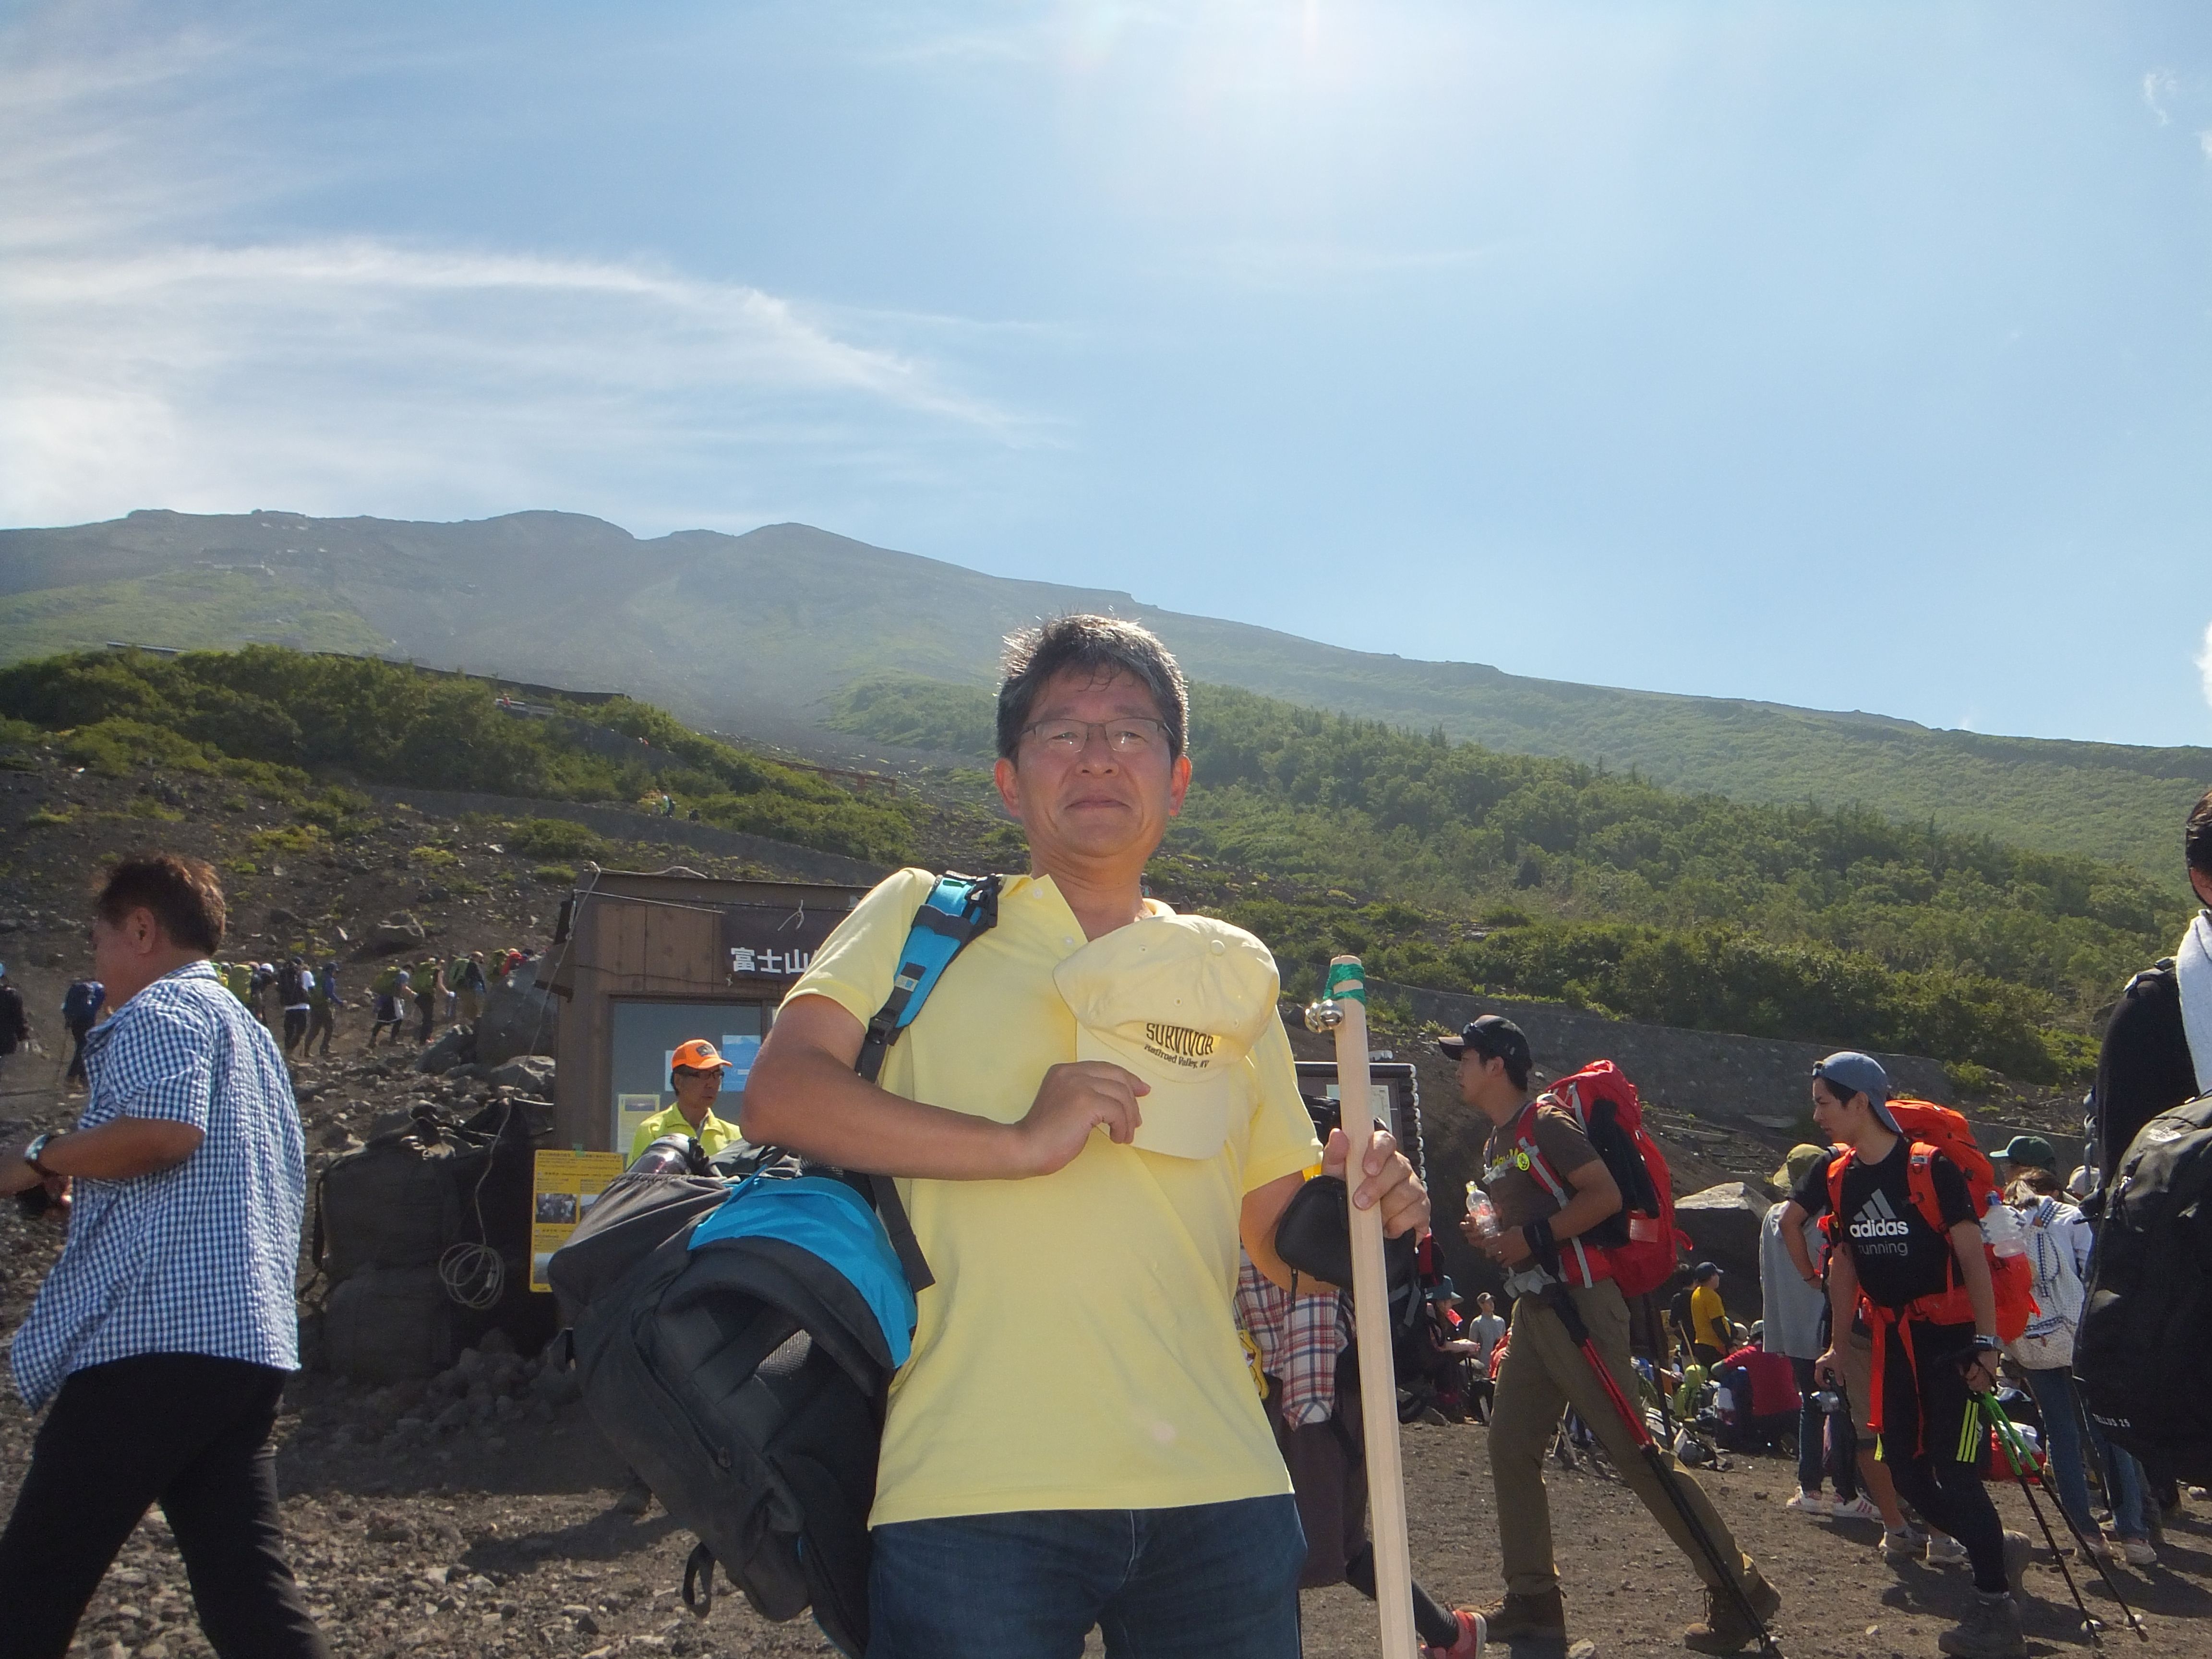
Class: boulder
476,961,559,1067
1673,1181,1772,1280
486,1055,556,1095
415,1025,476,1076
369,914,428,953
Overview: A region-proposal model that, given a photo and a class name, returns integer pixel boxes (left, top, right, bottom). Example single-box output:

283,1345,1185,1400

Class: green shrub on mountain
0,647,914,863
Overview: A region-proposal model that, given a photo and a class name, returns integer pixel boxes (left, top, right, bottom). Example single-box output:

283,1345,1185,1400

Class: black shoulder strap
855,873,1002,1294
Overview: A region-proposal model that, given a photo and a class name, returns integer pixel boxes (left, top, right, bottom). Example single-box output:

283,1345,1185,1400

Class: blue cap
1812,1051,1898,1132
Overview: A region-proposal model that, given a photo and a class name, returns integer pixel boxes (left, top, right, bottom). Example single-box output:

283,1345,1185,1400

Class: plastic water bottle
1981,1191,2027,1259
1466,1182,1498,1241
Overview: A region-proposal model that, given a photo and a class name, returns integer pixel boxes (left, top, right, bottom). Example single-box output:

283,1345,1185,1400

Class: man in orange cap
625,1038,743,1164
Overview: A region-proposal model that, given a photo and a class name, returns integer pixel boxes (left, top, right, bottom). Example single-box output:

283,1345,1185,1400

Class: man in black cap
1445,1016,1778,1653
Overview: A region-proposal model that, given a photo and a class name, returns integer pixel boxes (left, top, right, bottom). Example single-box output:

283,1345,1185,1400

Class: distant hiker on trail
0,854,326,1658
625,1038,743,1164
2092,785,2212,1189
1808,1052,2031,1659
1451,1014,1779,1652
412,957,442,1045
452,950,489,1024
61,979,104,1089
305,961,338,1058
247,962,277,1027
0,966,28,1087
743,614,1428,1659
369,969,409,1047
277,957,313,1056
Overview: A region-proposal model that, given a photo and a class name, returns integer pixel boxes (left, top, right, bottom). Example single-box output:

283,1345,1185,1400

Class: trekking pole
1978,1393,2148,1644
1543,1287,1781,1658
1307,959,1419,1659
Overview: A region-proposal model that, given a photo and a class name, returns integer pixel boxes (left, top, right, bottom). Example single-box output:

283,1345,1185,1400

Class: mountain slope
4,507,2206,875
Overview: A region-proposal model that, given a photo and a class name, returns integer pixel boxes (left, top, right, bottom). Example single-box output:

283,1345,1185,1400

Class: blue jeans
867,1496,1305,1659
2083,1412,2151,1540
2019,1367,2097,1537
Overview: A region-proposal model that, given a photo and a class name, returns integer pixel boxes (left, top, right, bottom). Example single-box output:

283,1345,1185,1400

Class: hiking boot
616,1475,654,1516
1421,1609,1486,1659
1681,1568,1780,1655
1468,1589,1566,1641
2001,1529,2032,1598
1925,1532,1968,1566
1935,1591,2025,1658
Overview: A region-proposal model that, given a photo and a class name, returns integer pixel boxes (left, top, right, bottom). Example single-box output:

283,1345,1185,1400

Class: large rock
476,961,559,1067
369,913,428,953
486,1055,557,1096
1673,1181,1772,1280
415,1025,476,1075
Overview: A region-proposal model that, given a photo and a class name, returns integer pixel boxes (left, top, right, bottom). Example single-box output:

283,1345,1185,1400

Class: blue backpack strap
854,873,1001,1293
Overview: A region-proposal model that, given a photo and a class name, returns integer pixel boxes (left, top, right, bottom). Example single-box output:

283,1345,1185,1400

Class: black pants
281,1008,308,1053
65,1018,92,1085
0,1354,329,1659
1877,1319,2007,1595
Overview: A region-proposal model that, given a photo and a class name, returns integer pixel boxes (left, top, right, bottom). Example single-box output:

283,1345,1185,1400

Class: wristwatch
22,1133,54,1176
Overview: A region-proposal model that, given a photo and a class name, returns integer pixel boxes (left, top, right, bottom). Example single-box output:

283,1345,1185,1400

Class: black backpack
549,873,1000,1657
2075,1091,2212,1483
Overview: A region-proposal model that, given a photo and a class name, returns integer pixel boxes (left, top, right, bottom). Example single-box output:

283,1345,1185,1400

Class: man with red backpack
1448,1016,1779,1653
1807,1052,2033,1659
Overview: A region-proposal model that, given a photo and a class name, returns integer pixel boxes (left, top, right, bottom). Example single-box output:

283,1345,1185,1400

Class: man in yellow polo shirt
745,615,1430,1659
626,1038,743,1164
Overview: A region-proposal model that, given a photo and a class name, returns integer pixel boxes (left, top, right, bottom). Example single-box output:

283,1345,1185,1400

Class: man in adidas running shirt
1808,1052,2029,1659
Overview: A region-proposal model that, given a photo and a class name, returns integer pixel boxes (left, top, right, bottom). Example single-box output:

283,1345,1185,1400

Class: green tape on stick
1324,960,1367,1003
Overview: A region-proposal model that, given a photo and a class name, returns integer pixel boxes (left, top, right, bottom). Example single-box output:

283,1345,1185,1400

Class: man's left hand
1963,1345,2001,1395
1487,1226,1532,1268
1321,1127,1430,1239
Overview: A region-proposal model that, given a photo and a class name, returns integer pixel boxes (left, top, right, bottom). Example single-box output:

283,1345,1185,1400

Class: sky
5,1,2212,748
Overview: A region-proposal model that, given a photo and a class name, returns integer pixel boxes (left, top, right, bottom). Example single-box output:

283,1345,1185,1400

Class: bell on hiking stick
1303,998,1344,1033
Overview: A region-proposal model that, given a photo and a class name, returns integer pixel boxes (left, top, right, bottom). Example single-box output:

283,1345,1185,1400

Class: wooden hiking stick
1307,956,1419,1659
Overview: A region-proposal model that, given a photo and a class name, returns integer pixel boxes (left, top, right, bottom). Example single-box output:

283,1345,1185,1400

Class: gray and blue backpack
548,874,999,1658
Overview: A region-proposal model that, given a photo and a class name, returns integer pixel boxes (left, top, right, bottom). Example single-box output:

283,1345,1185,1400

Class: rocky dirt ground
3,758,2208,1656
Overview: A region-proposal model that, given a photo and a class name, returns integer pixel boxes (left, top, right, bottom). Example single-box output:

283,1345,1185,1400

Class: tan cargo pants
1491,1279,1759,1598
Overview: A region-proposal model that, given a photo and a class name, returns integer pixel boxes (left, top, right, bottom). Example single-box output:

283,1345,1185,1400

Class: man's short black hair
996,614,1189,762
2188,786,2212,880
94,854,226,953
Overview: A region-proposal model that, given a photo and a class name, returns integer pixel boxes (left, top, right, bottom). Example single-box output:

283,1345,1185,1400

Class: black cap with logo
1437,1014,1533,1082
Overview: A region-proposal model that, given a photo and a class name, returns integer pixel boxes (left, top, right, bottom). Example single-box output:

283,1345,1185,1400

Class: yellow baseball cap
1053,914,1280,1160
671,1039,733,1071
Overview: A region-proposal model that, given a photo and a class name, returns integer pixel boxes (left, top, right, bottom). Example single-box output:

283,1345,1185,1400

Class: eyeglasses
1019,717,1170,755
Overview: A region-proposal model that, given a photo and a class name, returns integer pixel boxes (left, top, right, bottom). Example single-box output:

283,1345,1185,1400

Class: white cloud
0,5,1038,533
2198,619,2212,716
2144,68,2177,125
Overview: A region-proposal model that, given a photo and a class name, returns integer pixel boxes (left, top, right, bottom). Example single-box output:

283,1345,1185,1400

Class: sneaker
1466,1589,1565,1641
1785,1488,1833,1516
1880,1526,1925,1566
1681,1569,1782,1655
1936,1591,2026,1658
1926,1533,1969,1566
1833,1495,1882,1522
2119,1536,2157,1568
1422,1609,1486,1659
2001,1529,2032,1597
